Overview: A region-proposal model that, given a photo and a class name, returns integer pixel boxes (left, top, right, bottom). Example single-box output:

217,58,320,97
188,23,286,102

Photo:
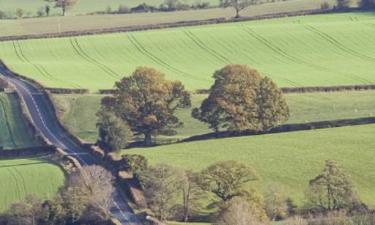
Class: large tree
221,0,257,18
106,67,190,146
199,160,258,201
96,108,132,152
306,160,359,211
45,0,79,16
193,65,289,133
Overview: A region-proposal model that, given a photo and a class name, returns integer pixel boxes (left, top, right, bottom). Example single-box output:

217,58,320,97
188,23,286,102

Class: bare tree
69,165,115,217
221,0,258,18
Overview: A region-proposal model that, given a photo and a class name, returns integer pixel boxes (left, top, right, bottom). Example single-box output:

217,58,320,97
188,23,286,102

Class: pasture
124,124,375,207
0,158,65,211
0,93,41,149
53,91,375,143
1,12,375,91
0,0,334,37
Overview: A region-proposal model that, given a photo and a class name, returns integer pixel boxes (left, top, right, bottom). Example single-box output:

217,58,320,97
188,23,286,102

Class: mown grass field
0,158,65,211
53,91,375,143
125,124,375,207
0,93,41,149
1,12,375,91
0,0,334,37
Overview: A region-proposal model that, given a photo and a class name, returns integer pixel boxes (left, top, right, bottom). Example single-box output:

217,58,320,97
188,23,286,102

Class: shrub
118,4,130,13
321,2,331,10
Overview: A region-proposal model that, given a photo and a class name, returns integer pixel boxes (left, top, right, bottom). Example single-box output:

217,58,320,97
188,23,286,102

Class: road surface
0,63,142,225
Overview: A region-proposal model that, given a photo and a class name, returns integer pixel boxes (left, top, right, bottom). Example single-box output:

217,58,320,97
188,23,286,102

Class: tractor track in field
0,97,17,148
127,34,206,81
183,30,231,64
69,38,119,79
303,24,375,63
12,41,76,88
242,25,372,84
13,167,28,197
7,168,22,199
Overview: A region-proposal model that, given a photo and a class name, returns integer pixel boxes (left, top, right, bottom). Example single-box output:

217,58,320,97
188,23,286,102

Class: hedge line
183,116,375,142
0,8,337,42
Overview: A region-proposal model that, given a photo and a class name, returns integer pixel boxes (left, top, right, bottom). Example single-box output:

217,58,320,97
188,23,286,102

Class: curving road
0,63,142,225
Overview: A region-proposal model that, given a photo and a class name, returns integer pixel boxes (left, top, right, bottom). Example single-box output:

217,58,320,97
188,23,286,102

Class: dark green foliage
360,0,375,9
193,65,289,133
96,108,132,152
306,160,360,211
122,154,148,177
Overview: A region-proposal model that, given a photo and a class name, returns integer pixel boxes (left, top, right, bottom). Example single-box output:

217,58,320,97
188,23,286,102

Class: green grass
0,93,42,149
0,158,65,211
124,124,375,207
52,91,375,143
2,12,374,91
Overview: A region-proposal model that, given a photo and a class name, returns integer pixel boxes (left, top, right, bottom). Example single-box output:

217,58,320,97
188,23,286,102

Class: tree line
123,156,369,225
97,64,289,151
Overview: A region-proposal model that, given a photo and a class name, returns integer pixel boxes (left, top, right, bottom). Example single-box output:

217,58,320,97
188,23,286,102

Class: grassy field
52,91,375,143
0,158,65,211
124,124,375,207
0,0,334,37
2,12,374,91
0,93,41,149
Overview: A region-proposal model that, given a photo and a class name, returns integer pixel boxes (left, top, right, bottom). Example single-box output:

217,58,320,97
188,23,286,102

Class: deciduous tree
96,108,132,152
108,67,191,146
140,164,185,221
264,184,288,220
306,160,359,211
199,160,258,201
221,0,257,18
193,65,289,133
45,0,78,16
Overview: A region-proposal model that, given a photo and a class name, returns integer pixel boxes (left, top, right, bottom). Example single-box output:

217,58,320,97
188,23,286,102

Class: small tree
306,160,359,211
16,8,24,18
122,154,148,178
264,184,288,221
140,164,185,221
45,0,79,16
214,197,268,225
109,67,191,146
45,5,51,16
221,0,257,18
199,160,258,201
193,65,289,133
96,108,132,152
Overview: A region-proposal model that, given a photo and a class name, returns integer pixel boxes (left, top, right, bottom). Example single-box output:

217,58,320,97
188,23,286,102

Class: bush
36,7,45,17
118,4,130,13
0,10,7,19
321,2,331,10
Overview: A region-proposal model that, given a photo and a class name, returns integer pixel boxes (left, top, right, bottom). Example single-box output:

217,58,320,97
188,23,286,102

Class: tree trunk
235,7,240,18
144,132,152,146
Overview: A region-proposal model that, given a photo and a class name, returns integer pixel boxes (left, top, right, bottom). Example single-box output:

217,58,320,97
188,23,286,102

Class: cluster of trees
97,64,289,151
335,0,375,9
125,156,363,224
0,166,116,225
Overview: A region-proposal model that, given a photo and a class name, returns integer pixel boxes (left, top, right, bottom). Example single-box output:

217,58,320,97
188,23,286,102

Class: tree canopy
45,0,79,16
306,160,359,211
193,64,289,133
221,0,257,18
105,67,191,146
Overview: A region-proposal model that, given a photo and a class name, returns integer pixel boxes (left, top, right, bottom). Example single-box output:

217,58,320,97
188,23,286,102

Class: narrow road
0,63,142,225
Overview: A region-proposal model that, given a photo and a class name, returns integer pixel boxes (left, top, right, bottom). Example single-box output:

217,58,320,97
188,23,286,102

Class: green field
52,91,375,143
0,93,41,149
0,0,334,37
1,12,375,91
125,124,375,207
0,158,65,211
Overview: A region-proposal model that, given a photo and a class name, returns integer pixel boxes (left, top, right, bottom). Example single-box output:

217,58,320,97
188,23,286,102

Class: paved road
0,63,142,225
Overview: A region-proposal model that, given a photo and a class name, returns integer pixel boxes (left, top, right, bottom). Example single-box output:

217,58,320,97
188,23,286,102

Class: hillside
1,12,374,91
125,124,375,207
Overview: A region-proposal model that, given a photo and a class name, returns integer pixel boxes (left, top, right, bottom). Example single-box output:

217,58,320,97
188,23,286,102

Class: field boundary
0,8,339,42
0,146,55,159
182,116,375,143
